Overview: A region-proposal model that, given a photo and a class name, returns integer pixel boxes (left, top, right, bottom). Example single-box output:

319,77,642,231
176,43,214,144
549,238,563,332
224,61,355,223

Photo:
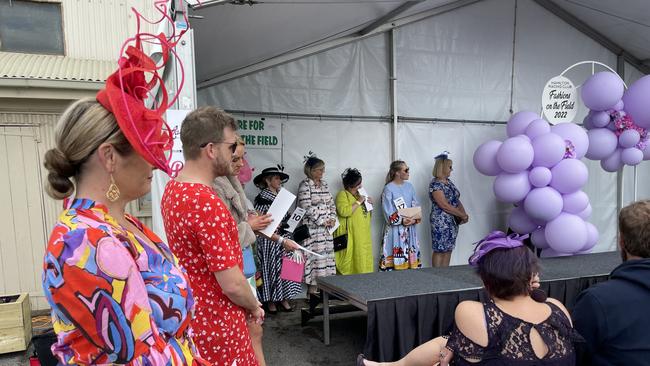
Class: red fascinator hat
96,1,191,176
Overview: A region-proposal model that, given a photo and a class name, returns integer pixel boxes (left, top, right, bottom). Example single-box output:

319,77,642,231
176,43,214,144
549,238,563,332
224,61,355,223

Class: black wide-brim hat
253,166,289,187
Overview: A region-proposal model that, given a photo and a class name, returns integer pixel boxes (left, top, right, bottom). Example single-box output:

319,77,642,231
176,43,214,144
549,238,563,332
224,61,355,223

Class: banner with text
234,116,282,149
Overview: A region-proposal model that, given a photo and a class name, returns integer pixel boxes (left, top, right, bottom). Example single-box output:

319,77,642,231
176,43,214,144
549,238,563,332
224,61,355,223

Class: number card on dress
328,217,340,235
285,207,306,233
260,188,296,238
358,187,373,211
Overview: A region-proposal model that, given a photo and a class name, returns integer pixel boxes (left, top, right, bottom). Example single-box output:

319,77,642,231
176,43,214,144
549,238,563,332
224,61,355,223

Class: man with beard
572,200,650,366
162,107,263,366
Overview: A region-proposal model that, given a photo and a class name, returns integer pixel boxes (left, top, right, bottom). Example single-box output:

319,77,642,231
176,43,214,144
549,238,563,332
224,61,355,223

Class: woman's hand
366,196,373,205
325,218,336,228
282,239,300,251
459,214,469,225
402,217,414,226
248,213,273,231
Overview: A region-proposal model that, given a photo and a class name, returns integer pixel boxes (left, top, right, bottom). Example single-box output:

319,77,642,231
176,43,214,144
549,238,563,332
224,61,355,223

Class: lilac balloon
581,222,599,252
582,115,594,130
581,71,625,111
524,187,564,222
562,190,589,214
473,140,503,176
545,213,588,253
644,145,650,161
550,159,588,194
531,133,565,168
585,128,618,160
551,123,589,159
529,166,552,188
591,111,610,128
601,149,623,172
618,129,640,149
613,100,624,111
493,172,531,203
540,248,572,258
507,111,539,137
497,136,534,173
508,206,539,234
531,228,550,249
578,203,593,219
622,75,650,129
525,119,551,140
621,147,643,166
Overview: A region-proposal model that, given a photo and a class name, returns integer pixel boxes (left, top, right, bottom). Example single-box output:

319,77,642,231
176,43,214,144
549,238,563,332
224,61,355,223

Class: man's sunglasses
199,141,238,154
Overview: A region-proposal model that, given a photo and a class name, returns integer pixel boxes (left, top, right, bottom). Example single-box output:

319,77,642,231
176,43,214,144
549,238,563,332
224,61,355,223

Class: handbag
293,224,311,243
333,211,348,252
280,251,305,283
242,245,256,278
398,206,422,221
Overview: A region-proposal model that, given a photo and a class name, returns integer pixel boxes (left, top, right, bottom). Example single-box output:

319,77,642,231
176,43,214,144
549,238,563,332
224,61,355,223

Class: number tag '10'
285,207,306,233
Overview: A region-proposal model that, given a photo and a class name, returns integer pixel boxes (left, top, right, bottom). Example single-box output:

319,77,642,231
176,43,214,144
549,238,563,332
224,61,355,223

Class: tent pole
615,54,625,247
389,29,398,160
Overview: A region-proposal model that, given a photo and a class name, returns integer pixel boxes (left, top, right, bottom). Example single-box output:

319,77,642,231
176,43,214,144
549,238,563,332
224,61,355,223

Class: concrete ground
0,299,366,366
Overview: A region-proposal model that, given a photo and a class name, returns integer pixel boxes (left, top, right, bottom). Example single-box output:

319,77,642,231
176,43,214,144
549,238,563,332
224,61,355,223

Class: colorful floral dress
42,198,208,366
380,181,421,270
162,180,258,366
297,178,337,285
429,179,461,253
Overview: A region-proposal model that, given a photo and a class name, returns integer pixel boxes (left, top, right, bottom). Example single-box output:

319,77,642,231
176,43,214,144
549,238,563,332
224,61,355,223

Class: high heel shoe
356,354,366,366
279,301,295,312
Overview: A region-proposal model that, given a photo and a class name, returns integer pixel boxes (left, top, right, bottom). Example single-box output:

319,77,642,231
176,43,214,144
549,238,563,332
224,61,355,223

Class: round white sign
541,75,577,124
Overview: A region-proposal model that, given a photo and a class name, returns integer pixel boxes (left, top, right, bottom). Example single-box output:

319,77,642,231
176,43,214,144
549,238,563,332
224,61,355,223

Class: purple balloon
508,206,539,234
581,222,599,252
493,171,531,203
581,71,625,111
507,111,539,137
545,213,588,253
529,166,552,187
525,119,551,139
562,190,589,214
497,136,534,173
578,203,592,219
585,128,618,160
531,133,565,168
622,75,650,129
551,123,589,159
473,140,503,176
531,228,550,249
591,111,610,128
644,145,650,161
550,159,588,194
613,100,624,111
582,114,594,130
540,248,572,258
601,149,623,172
621,147,643,166
524,187,564,222
619,129,641,148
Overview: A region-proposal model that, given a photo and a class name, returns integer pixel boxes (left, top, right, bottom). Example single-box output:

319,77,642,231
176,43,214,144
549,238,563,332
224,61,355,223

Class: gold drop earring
106,174,121,202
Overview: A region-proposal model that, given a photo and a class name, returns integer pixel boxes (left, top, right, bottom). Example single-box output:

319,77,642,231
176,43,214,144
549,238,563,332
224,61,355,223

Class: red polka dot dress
162,180,258,366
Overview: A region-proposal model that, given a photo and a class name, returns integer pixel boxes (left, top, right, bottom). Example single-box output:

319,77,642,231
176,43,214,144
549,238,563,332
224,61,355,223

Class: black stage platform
316,251,621,362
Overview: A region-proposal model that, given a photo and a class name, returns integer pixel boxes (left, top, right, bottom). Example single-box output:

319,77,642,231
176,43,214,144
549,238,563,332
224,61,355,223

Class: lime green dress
334,190,373,274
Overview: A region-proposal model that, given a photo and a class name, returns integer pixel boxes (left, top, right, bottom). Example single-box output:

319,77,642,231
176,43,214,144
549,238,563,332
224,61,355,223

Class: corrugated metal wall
63,0,159,61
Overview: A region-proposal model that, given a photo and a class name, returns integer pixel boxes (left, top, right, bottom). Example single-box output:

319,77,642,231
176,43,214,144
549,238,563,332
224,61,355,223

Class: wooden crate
0,293,32,354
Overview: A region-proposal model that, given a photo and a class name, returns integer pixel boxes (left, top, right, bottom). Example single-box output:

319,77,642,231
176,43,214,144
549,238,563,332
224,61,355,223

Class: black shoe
356,354,365,366
279,301,295,312
264,303,278,315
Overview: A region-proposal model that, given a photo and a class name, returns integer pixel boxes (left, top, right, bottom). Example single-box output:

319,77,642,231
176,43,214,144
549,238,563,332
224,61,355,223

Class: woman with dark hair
359,231,581,366
298,155,337,294
379,160,421,271
334,168,373,274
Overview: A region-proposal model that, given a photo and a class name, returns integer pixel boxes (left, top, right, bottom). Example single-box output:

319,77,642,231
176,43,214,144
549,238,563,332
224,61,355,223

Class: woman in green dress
334,168,374,274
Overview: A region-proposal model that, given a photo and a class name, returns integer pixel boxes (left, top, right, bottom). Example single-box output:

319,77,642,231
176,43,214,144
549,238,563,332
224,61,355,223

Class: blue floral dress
429,179,461,253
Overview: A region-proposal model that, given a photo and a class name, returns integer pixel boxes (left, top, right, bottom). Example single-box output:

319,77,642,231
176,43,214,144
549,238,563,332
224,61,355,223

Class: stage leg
323,290,330,345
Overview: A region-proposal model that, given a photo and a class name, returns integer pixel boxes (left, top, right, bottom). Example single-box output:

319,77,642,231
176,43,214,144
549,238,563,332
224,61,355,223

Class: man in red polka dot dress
162,107,263,366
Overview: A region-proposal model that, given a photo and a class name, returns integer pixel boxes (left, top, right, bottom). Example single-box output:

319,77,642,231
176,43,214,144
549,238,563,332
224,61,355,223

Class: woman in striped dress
253,167,302,313
298,156,337,294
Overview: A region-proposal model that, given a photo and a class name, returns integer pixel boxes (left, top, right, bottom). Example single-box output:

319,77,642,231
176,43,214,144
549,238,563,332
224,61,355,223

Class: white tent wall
195,0,648,266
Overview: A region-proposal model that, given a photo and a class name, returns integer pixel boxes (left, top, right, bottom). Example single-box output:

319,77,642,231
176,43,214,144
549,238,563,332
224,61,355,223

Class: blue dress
429,179,461,253
380,181,421,270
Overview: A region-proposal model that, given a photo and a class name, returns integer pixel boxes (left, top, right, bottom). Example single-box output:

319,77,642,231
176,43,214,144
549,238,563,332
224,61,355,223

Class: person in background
429,152,468,267
334,168,373,274
213,136,273,366
572,200,650,365
41,100,208,364
359,231,580,366
161,107,261,366
253,166,302,314
298,155,337,294
379,160,421,271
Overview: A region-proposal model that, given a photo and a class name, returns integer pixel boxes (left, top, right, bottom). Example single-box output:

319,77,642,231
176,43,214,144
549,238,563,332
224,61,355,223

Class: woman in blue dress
430,152,468,267
380,160,421,270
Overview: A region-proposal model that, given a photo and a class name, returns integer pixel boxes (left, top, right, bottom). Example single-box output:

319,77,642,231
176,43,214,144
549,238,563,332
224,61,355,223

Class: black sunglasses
200,141,238,154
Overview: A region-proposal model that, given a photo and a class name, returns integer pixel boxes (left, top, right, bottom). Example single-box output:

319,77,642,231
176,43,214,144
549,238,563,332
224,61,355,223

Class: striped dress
297,178,337,285
254,188,302,302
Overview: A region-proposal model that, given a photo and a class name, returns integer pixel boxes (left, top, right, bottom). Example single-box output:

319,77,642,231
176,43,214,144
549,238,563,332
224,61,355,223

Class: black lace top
446,301,583,365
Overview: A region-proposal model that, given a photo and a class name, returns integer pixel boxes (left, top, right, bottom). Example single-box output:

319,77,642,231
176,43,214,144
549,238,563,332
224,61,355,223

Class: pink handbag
280,252,305,283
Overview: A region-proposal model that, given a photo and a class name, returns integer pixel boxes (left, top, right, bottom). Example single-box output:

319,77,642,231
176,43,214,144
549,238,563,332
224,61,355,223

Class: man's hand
249,213,273,231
